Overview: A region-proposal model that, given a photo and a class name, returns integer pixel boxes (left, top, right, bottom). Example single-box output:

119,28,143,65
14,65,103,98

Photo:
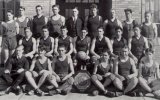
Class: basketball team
0,3,160,99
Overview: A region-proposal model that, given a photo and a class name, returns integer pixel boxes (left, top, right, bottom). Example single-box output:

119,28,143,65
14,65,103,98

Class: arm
62,57,75,81
15,22,19,34
105,37,113,53
61,16,65,26
47,59,53,73
86,37,91,55
84,16,88,28
54,38,59,55
103,19,108,33
73,37,77,54
46,37,54,56
44,17,48,25
29,59,36,71
117,19,123,28
155,62,160,79
153,23,158,38
90,38,100,58
36,38,40,53
93,63,98,75
23,58,29,71
19,39,23,45
143,37,149,49
66,37,73,55
127,58,138,79
25,38,36,58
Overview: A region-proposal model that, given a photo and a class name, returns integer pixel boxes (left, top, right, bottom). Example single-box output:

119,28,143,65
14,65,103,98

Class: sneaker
106,91,116,97
0,91,6,96
125,91,136,97
49,90,60,96
35,89,45,96
15,88,22,95
27,90,34,96
92,90,99,96
115,92,123,97
137,92,144,97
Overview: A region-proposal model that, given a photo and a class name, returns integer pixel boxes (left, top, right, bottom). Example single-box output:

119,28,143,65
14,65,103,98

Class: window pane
95,0,99,3
89,0,94,3
85,9,89,16
82,0,88,3
76,0,81,3
69,0,76,3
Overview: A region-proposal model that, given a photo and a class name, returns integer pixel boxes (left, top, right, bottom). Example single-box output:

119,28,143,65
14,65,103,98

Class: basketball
77,51,87,60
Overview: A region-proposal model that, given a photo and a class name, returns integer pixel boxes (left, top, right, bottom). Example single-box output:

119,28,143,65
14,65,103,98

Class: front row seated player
138,48,160,97
0,45,29,95
49,45,74,95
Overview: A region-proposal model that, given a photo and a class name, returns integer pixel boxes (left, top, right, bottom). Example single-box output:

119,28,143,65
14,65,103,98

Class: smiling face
100,52,109,61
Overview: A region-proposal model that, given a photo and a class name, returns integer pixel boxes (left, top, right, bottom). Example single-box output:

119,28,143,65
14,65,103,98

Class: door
56,0,112,20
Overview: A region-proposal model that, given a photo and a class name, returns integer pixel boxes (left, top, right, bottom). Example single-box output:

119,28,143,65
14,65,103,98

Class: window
65,0,99,3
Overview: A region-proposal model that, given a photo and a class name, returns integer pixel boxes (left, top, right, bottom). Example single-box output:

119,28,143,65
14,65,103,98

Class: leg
4,49,9,64
47,74,59,88
25,71,38,89
103,74,116,88
37,71,49,88
139,77,152,93
113,77,124,91
58,77,74,94
124,77,138,93
91,75,106,92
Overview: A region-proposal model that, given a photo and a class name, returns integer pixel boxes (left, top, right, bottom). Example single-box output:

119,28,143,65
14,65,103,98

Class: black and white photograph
0,0,160,100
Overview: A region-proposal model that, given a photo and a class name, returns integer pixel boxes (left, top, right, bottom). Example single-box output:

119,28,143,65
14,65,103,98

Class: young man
49,45,74,95
128,25,149,63
25,46,54,96
3,45,29,95
113,46,138,96
111,26,127,57
103,9,122,39
138,48,160,97
122,8,138,41
84,4,103,38
37,26,54,57
15,6,29,41
54,26,73,56
141,11,157,48
91,51,116,97
66,7,83,39
19,27,36,60
32,5,48,39
2,10,19,64
48,5,65,38
90,27,113,60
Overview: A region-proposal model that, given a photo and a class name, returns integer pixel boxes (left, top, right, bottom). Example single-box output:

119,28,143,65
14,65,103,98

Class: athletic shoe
106,91,116,97
0,91,6,96
115,92,123,97
27,90,34,96
125,91,136,97
15,88,22,95
92,90,99,96
35,89,45,96
49,90,60,96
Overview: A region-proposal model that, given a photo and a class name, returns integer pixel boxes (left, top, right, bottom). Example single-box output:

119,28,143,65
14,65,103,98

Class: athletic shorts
2,36,17,50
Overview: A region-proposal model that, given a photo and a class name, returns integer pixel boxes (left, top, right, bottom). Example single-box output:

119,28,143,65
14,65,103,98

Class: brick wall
112,0,142,23
20,0,56,18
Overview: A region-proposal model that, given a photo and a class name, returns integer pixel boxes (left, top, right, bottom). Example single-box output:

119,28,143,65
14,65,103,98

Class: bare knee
130,77,138,84
91,75,98,82
25,71,32,78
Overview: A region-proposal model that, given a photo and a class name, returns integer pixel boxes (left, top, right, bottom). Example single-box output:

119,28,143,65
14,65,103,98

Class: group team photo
0,0,160,99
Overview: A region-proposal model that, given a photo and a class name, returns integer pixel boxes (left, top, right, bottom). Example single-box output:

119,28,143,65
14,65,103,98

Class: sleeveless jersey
6,21,17,37
22,37,33,54
76,36,90,52
35,58,48,73
118,57,132,77
97,63,111,75
95,37,108,55
39,36,52,52
58,36,71,52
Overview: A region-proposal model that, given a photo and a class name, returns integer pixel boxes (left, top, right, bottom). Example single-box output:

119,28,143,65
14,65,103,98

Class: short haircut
90,4,98,9
115,26,123,31
73,6,78,10
97,26,104,30
35,5,43,9
124,8,132,13
24,27,31,31
61,25,67,30
58,45,66,50
145,11,152,16
145,48,154,54
122,45,129,50
82,27,88,32
7,9,14,15
133,24,141,29
52,5,60,9
19,6,25,10
38,45,47,52
42,25,49,30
